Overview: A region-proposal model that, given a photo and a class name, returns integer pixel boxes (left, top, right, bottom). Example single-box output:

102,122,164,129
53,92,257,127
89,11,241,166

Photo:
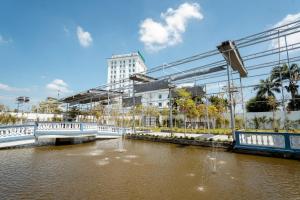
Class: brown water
0,139,299,200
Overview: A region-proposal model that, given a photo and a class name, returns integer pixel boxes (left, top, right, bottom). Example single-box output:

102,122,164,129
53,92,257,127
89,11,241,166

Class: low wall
126,134,232,149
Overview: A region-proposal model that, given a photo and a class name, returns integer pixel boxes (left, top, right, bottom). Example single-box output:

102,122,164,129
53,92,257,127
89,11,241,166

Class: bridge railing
97,125,133,135
234,131,300,152
36,122,81,131
0,125,35,140
82,123,98,131
0,123,132,141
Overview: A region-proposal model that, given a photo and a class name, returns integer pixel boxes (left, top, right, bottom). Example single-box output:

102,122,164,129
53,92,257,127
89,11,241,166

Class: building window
158,103,162,107
158,94,162,99
133,64,135,67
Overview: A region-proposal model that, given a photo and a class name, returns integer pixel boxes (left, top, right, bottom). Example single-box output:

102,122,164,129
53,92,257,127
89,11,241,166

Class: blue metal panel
234,131,300,154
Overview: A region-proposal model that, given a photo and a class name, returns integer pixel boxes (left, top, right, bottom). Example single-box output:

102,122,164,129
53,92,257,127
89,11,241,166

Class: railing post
34,122,38,137
235,131,240,146
80,123,83,132
284,133,291,150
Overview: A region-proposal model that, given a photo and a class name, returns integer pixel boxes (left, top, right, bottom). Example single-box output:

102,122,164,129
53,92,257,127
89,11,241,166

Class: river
0,139,299,200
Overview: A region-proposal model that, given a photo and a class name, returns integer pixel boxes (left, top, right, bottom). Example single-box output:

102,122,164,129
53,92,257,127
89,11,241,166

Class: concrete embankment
126,134,233,150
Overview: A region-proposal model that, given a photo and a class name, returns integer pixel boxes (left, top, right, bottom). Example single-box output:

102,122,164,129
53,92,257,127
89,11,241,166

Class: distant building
107,52,147,95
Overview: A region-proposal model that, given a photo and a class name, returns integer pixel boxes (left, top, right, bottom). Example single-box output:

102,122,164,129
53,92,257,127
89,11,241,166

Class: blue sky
0,0,300,110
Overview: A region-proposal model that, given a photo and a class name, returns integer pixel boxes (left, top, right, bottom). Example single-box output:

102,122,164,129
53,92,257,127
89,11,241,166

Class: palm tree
271,63,300,103
267,96,278,130
254,78,281,98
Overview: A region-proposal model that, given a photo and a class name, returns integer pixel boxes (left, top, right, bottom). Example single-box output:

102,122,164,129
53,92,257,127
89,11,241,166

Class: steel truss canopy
58,19,300,104
60,89,122,104
129,73,157,82
217,40,247,77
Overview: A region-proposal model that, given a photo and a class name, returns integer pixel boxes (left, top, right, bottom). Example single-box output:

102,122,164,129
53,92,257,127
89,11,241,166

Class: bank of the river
126,133,233,150
127,133,300,160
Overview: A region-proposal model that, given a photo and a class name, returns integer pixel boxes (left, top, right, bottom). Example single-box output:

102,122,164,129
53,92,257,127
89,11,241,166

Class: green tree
209,96,228,112
267,96,278,130
91,104,106,123
271,63,300,110
66,107,81,121
254,78,281,98
246,96,274,112
175,88,198,134
34,97,62,114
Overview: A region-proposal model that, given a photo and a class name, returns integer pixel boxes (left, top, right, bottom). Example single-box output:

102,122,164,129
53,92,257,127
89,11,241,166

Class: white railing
36,122,81,131
82,123,98,131
0,125,35,138
0,123,132,142
97,125,133,135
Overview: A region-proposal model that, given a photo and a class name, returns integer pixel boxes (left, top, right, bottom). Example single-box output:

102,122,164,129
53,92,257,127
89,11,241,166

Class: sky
0,0,300,110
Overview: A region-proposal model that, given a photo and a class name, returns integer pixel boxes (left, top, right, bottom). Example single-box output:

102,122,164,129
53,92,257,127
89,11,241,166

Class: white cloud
0,34,12,45
77,26,93,47
271,13,300,50
0,83,30,92
46,79,72,94
139,2,203,51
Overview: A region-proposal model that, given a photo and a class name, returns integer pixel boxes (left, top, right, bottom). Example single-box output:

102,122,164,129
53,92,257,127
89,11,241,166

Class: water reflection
0,139,299,200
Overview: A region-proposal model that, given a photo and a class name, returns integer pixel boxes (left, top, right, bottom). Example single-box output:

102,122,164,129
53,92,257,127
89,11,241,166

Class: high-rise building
107,52,147,95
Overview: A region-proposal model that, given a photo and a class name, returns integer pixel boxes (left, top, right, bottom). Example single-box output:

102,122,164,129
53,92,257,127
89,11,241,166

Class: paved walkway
142,132,232,141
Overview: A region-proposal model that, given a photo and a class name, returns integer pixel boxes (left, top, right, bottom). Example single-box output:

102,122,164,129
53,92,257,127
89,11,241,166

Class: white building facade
106,52,171,109
138,89,170,109
107,52,147,95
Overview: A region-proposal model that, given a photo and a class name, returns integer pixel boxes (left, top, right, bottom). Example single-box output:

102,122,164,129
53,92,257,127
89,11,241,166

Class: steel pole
226,64,235,139
239,76,246,129
132,80,136,134
169,86,173,136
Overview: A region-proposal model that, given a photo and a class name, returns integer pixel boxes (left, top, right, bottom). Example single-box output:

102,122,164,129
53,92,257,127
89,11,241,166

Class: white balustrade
0,125,35,138
82,123,98,131
1,123,131,141
97,125,133,135
36,122,81,131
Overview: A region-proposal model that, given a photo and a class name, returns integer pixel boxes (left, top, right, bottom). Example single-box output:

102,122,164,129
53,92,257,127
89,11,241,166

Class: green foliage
67,107,81,121
91,104,105,122
235,117,244,129
246,96,274,112
33,97,62,114
252,116,261,129
271,63,299,111
51,115,62,122
209,95,228,112
254,78,281,98
287,94,300,111
0,113,18,124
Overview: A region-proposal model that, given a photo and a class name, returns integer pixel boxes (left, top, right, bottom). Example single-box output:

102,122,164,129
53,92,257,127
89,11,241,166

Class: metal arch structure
58,19,300,138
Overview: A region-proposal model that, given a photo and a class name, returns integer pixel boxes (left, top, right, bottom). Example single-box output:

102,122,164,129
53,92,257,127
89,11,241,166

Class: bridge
0,122,132,148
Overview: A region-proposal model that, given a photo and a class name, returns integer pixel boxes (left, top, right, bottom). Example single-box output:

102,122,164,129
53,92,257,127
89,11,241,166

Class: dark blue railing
234,131,300,153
